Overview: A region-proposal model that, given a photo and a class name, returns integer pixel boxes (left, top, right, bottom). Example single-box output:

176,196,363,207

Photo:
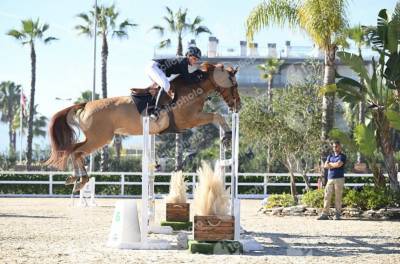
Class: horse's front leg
190,112,232,145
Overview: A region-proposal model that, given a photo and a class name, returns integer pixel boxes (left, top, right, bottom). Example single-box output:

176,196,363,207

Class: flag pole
19,88,23,164
89,0,98,173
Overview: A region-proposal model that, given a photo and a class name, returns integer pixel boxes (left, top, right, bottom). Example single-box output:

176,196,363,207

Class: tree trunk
375,111,400,191
320,45,337,186
301,171,311,191
286,158,297,202
101,35,108,99
175,134,183,171
321,45,337,141
100,35,109,172
26,43,36,169
266,147,271,173
356,100,366,163
114,134,122,164
370,161,385,188
7,105,13,153
267,77,273,111
357,46,366,163
11,131,16,153
177,34,183,56
174,35,184,171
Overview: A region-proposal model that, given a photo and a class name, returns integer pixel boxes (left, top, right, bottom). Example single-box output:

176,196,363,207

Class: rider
145,46,205,119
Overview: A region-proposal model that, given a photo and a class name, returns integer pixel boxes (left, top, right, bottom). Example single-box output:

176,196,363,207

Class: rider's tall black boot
151,89,165,120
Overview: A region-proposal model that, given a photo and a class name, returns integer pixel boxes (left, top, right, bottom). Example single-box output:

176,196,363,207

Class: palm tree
74,90,100,104
257,58,284,110
335,6,400,192
150,7,211,56
0,81,21,153
335,52,400,191
346,25,370,125
150,6,211,171
246,0,349,142
7,18,57,168
75,4,137,171
13,105,48,138
345,25,370,164
12,104,48,163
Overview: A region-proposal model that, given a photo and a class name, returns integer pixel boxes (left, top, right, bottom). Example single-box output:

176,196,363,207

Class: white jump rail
0,171,395,198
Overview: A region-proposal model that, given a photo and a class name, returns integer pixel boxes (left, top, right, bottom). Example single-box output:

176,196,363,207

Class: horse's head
201,63,241,112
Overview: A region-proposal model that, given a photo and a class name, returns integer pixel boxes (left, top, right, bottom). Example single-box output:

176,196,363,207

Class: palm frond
119,19,137,30
22,19,34,34
246,0,299,41
7,29,25,40
298,0,349,48
159,39,171,49
149,25,165,37
354,124,376,157
76,12,92,24
41,23,49,33
337,51,370,83
386,109,400,131
165,6,174,18
194,25,211,36
191,16,202,27
112,30,128,38
336,77,363,103
44,36,58,44
74,25,92,36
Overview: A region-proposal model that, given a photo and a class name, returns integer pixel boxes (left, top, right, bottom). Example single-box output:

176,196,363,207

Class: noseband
209,69,239,109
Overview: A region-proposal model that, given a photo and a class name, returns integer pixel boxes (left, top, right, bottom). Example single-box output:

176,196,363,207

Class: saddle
130,83,160,114
130,83,159,97
130,84,184,134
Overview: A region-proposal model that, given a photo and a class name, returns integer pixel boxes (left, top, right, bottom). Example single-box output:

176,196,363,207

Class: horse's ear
233,66,240,75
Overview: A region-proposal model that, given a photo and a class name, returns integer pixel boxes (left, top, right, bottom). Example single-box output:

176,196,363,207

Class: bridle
209,68,240,111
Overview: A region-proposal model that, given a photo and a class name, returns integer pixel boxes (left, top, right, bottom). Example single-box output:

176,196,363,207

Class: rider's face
188,55,199,66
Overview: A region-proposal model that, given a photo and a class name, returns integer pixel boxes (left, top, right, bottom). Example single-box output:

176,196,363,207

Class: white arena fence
0,171,394,199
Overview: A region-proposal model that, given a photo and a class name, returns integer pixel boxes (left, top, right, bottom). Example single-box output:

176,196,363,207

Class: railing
0,171,394,199
153,45,376,60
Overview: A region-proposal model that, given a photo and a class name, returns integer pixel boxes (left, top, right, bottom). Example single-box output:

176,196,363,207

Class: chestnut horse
45,63,241,191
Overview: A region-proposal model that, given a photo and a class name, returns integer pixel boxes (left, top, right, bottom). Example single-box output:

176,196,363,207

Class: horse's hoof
72,176,89,192
65,176,78,185
222,131,232,148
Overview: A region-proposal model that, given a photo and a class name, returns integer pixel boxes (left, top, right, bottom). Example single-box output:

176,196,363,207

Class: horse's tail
44,103,87,170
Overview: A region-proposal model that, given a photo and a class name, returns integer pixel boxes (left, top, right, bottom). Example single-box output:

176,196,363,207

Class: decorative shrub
342,188,367,209
265,193,296,208
301,189,325,208
362,186,392,210
343,186,400,210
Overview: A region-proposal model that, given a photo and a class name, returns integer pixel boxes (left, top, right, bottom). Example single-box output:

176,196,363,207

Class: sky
0,0,399,153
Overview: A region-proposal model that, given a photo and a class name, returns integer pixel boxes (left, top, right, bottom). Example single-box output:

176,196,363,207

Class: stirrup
150,108,160,120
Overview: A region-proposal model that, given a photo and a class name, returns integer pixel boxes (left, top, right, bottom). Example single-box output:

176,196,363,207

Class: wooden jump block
193,215,235,242
166,203,190,222
188,240,243,255
160,221,192,231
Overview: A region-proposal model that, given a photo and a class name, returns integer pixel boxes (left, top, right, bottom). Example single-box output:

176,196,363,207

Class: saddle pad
131,93,156,114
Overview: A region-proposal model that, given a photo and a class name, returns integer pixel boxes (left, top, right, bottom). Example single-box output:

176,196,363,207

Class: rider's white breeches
145,61,171,92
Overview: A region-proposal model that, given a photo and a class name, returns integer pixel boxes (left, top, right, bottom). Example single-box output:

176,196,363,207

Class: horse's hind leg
65,150,88,185
70,133,114,192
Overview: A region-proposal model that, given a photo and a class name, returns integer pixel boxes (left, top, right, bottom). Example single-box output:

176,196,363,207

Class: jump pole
219,113,263,251
107,116,172,250
219,112,240,240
